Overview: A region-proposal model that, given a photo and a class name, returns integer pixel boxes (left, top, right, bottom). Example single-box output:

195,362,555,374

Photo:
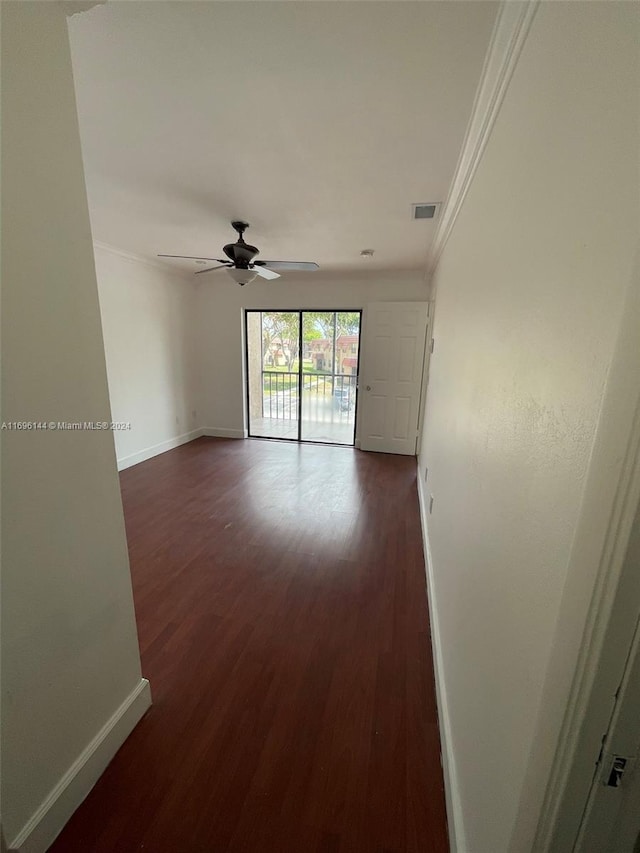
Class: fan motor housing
223,241,259,266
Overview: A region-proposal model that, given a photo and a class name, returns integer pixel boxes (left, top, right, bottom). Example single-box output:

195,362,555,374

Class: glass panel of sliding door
300,311,361,445
246,311,301,440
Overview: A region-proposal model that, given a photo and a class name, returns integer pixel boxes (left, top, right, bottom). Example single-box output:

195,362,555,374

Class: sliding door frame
243,308,363,447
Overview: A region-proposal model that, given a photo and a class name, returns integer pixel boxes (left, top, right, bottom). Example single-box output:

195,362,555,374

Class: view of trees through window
261,311,360,374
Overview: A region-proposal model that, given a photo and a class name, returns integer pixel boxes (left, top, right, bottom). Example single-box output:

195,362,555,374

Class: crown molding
426,0,540,281
92,241,193,281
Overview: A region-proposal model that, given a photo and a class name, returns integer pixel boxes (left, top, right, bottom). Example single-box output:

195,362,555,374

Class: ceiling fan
158,221,319,285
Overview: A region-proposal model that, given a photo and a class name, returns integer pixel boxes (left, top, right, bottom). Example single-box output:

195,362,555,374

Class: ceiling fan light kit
227,268,258,286
158,221,319,285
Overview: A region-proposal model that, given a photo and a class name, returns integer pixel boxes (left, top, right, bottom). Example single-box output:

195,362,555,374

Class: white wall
94,245,198,469
418,3,639,852
1,4,150,850
195,270,428,437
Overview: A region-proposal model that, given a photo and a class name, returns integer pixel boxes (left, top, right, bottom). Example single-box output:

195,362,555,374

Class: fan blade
194,264,229,275
255,261,319,271
158,254,229,262
253,266,280,280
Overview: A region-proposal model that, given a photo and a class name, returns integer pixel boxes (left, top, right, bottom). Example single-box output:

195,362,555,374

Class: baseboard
117,428,203,470
416,465,465,853
202,427,247,439
9,679,151,853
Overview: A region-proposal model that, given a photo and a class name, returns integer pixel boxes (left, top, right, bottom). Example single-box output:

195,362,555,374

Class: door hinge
430,337,434,354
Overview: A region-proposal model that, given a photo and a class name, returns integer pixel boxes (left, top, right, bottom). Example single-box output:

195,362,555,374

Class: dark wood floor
50,437,448,852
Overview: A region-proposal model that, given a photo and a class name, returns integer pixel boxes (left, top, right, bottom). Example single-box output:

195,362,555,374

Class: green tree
303,311,360,340
262,312,299,371
336,312,361,336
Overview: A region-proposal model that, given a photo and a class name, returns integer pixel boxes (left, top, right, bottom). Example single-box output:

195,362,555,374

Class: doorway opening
245,310,362,445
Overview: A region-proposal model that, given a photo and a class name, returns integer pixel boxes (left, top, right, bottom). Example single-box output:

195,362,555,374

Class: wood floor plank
49,437,448,852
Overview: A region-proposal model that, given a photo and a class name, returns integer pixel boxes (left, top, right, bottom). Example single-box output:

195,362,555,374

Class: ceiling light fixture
226,268,258,286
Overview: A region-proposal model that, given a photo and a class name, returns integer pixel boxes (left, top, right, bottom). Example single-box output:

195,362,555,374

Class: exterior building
305,335,359,374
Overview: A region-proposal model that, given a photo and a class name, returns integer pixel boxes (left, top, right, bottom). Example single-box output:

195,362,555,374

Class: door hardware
605,755,628,788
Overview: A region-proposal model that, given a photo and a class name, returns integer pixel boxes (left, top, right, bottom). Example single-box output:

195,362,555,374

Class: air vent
412,203,440,220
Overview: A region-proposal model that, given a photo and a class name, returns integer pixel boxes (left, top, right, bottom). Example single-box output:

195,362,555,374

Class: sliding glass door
245,310,361,446
246,311,300,440
300,312,360,443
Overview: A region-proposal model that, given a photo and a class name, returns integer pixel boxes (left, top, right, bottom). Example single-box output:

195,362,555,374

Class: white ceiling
68,1,498,275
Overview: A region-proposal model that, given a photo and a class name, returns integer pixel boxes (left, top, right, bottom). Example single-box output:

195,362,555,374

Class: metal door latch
605,755,628,788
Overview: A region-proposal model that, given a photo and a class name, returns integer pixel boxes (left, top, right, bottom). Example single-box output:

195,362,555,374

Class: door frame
573,561,640,851
415,300,434,455
531,253,640,852
243,308,363,447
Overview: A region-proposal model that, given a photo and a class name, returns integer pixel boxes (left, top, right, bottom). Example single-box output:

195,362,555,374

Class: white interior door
358,302,429,455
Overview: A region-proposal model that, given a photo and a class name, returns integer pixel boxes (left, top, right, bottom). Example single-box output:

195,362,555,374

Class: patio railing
262,372,357,420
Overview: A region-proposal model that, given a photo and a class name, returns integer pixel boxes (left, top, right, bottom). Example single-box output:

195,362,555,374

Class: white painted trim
9,679,151,853
416,465,465,853
92,240,193,281
427,0,540,281
117,428,203,470
202,427,247,440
